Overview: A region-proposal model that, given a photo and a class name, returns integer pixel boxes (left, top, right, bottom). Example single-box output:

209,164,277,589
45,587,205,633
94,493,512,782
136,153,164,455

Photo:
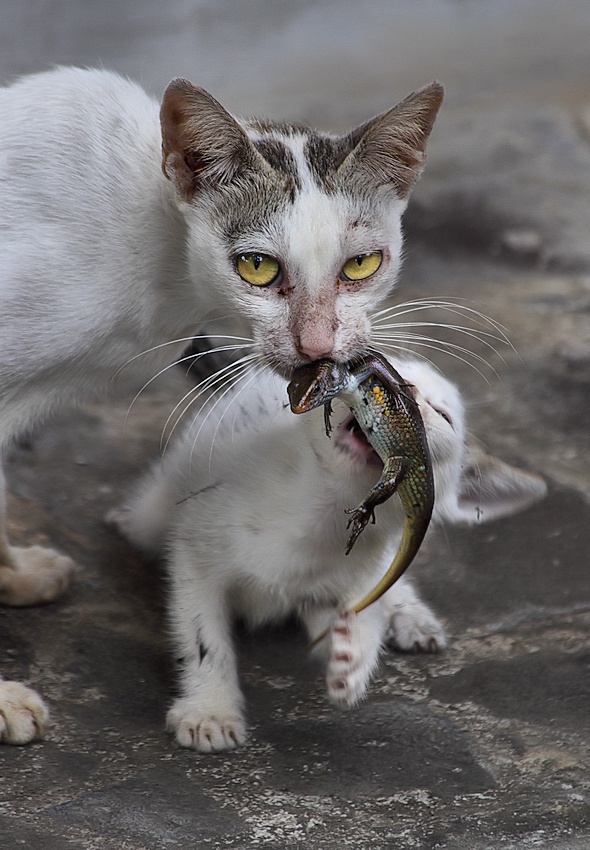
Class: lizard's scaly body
287,352,434,619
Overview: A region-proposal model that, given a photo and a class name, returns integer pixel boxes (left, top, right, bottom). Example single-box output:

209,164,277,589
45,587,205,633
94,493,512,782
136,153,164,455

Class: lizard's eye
236,252,280,287
340,251,382,282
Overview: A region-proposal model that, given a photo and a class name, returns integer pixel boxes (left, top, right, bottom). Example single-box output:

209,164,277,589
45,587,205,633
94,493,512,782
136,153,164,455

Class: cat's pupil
253,255,262,270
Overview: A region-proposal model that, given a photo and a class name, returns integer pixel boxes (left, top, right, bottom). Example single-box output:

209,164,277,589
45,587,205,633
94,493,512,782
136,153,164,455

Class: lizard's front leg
344,456,406,553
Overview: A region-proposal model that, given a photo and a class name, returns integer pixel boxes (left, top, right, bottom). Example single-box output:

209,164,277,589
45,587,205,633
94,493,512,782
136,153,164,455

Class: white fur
0,68,441,740
115,355,546,752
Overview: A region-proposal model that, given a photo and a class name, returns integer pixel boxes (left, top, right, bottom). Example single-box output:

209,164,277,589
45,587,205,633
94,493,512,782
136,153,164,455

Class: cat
0,66,444,743
112,354,547,753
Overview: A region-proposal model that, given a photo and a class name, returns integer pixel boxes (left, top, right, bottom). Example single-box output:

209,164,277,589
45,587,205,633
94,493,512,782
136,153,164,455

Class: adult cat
113,355,546,753
0,67,443,742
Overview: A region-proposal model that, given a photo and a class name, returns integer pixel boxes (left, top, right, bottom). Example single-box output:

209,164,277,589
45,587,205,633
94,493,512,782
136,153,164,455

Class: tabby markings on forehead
303,133,355,192
252,137,302,193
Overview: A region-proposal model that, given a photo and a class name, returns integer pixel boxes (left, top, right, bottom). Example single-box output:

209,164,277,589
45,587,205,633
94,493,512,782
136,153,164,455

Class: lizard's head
287,359,347,414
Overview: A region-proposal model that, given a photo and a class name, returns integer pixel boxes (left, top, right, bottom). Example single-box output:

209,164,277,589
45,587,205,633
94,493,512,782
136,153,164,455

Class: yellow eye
341,251,383,282
236,252,280,287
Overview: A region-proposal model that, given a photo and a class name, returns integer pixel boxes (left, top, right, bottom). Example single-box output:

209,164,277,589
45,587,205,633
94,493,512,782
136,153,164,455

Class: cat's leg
0,463,75,607
381,575,447,653
0,678,49,745
301,603,386,707
165,541,246,753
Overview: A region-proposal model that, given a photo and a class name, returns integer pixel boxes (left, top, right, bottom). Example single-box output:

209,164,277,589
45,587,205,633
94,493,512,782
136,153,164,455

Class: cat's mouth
334,415,381,467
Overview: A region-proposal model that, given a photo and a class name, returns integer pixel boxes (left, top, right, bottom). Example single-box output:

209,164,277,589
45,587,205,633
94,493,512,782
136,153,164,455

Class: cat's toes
0,546,75,607
166,700,247,753
0,680,49,744
386,602,447,653
326,613,373,707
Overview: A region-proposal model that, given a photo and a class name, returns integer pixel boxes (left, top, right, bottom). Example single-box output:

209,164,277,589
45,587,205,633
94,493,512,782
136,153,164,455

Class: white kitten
115,355,546,753
0,66,444,742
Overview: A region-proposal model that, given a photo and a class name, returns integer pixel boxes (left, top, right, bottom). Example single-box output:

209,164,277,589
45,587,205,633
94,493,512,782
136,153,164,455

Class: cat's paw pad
166,701,247,753
386,602,446,653
0,546,75,606
326,613,372,707
0,680,49,744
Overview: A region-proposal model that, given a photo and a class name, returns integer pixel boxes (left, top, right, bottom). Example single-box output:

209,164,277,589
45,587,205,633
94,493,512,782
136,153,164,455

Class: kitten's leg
0,678,49,745
0,464,75,607
382,576,447,653
301,603,386,707
165,541,246,753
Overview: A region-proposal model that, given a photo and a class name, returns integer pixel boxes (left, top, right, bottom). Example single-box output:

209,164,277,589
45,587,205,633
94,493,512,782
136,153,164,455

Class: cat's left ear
340,81,444,198
160,79,258,202
454,440,547,524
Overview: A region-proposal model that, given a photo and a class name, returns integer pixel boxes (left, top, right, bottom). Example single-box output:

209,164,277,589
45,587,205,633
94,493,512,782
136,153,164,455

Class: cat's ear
160,79,256,201
454,439,547,524
340,81,444,198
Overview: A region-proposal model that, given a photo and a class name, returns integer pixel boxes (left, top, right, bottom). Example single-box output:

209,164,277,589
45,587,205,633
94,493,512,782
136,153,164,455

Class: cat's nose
295,330,334,361
297,346,332,361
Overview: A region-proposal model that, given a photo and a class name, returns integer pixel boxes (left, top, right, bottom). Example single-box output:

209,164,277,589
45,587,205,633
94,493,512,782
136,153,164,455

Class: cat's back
0,67,157,142
0,67,161,205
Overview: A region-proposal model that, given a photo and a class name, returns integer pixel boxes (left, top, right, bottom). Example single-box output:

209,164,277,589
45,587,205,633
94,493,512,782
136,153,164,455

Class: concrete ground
1,1,589,848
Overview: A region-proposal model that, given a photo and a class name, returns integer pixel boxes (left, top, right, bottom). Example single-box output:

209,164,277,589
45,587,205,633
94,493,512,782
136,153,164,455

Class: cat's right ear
340,81,444,198
160,80,255,202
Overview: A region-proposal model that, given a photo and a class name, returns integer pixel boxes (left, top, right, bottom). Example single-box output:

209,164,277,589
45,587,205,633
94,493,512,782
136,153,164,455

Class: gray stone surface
1,1,589,848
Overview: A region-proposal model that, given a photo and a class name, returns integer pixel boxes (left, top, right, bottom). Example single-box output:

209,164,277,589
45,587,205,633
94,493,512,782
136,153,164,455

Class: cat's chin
334,415,382,468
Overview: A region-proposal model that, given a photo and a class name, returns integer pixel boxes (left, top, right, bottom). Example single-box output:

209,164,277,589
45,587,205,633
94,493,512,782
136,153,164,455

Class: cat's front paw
166,699,247,753
0,680,49,744
386,600,447,653
0,546,75,607
326,612,376,707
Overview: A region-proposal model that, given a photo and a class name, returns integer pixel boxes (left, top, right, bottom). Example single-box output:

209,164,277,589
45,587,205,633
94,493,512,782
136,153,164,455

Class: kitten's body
115,356,546,753
0,67,445,742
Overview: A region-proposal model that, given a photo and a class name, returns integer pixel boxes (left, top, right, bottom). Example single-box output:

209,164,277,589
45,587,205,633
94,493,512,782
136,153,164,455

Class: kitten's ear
455,440,547,524
340,81,444,198
160,79,255,201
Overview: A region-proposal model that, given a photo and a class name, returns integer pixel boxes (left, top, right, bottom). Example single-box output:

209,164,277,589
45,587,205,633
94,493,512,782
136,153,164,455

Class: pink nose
296,339,334,361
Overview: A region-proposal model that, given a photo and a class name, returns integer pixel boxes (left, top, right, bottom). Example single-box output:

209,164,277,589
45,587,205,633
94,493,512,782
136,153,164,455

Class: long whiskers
188,361,265,472
369,297,514,379
123,341,256,424
160,352,260,455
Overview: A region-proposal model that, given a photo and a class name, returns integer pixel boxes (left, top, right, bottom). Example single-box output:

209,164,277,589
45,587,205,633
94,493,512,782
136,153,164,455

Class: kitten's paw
0,546,75,607
166,700,247,753
386,600,447,653
326,612,373,707
0,680,49,744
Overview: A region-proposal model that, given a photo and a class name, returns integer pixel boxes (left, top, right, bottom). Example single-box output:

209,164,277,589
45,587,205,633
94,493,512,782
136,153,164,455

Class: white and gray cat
113,355,546,753
0,66,444,743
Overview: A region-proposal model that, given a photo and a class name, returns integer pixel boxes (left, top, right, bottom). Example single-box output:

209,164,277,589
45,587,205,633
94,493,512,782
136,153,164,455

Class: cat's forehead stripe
248,125,350,195
252,137,302,193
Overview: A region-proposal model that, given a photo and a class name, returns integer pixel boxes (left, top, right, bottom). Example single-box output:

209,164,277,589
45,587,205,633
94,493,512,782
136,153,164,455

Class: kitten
114,355,547,753
0,66,443,742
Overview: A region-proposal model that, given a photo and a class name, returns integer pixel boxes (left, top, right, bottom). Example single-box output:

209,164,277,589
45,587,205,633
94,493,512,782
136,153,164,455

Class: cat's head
160,80,443,377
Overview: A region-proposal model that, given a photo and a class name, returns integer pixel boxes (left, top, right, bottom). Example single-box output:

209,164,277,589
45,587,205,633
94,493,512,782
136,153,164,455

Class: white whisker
193,362,265,472
371,298,514,346
372,330,500,370
160,353,260,455
372,338,494,382
112,333,256,381
123,342,256,424
372,323,509,362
